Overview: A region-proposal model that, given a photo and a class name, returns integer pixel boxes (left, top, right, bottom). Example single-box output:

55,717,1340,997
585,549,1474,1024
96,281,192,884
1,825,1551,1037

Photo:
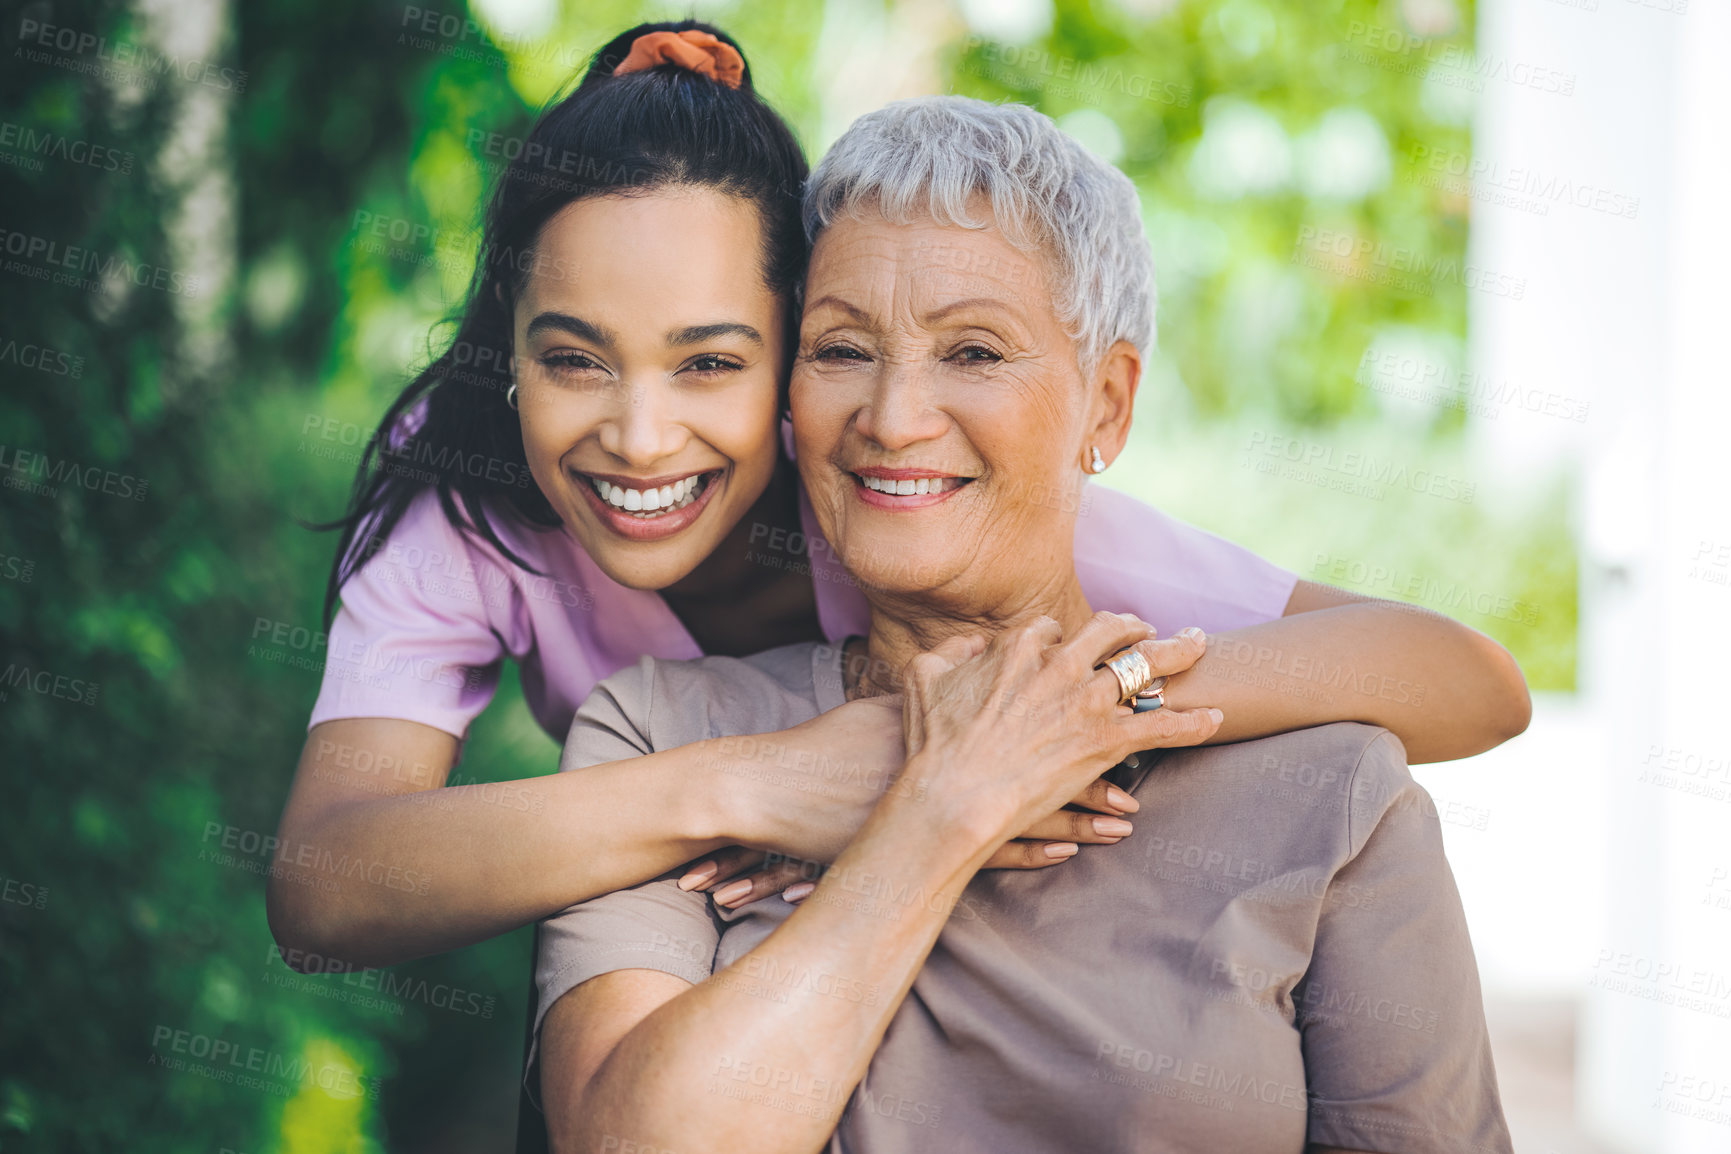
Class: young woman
266,20,1530,973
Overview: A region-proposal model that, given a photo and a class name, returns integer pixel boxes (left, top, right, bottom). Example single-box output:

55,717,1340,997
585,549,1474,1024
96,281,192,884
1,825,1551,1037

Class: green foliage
2,1,531,1149
0,0,1574,1149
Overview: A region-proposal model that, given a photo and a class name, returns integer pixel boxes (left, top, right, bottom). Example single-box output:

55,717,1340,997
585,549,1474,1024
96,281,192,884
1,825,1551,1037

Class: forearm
1168,603,1530,763
561,775,984,1154
268,741,743,968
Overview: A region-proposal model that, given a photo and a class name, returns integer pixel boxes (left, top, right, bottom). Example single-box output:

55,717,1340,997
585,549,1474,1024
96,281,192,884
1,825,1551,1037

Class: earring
506,383,519,411
1089,445,1106,474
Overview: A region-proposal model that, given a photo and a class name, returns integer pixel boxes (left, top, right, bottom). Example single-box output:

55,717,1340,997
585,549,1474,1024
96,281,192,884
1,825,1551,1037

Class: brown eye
545,351,603,372
687,354,744,374
814,344,869,362
951,345,1002,364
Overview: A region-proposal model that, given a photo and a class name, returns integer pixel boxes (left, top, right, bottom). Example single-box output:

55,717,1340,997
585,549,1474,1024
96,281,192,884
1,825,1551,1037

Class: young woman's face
511,187,785,590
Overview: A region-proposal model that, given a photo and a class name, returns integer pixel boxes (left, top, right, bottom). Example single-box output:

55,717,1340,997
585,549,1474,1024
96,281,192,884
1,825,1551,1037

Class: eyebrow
921,297,1021,324
668,322,763,347
803,295,1023,328
525,311,617,347
803,296,873,325
524,312,762,349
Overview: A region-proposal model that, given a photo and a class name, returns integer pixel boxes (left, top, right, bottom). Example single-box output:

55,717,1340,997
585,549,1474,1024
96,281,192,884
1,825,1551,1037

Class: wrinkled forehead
803,204,1058,324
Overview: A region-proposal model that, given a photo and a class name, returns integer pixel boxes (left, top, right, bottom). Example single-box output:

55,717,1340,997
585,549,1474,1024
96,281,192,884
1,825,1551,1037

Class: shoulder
652,641,827,701
353,489,591,627
385,486,559,570
345,488,545,595
1256,723,1414,849
1152,723,1411,859
597,642,829,752
1075,485,1252,564
1072,485,1298,632
1158,721,1402,780
1238,721,1407,780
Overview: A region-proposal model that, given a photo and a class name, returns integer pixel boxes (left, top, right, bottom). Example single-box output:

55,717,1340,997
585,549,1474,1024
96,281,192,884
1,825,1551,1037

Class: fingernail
1182,627,1206,642
783,882,816,902
1044,842,1080,859
1105,785,1139,812
678,862,717,891
1093,817,1134,837
1208,708,1224,724
713,878,752,905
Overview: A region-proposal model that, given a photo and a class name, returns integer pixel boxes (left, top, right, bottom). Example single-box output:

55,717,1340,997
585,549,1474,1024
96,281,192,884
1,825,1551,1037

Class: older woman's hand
687,619,1213,907
901,611,1222,862
686,623,1208,906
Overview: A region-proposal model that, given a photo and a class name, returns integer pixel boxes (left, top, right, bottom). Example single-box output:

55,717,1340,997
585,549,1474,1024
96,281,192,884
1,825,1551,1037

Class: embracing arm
265,716,762,969
272,691,1156,969
1165,580,1530,764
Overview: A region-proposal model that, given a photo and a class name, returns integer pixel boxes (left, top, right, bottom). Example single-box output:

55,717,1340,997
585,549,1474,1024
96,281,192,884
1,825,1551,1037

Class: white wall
1465,1,1731,1150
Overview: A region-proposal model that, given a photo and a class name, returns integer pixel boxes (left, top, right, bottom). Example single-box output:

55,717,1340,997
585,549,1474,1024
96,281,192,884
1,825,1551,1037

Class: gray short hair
804,95,1155,376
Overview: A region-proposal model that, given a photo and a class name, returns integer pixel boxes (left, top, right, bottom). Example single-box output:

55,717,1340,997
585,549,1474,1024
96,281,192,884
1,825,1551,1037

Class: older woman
532,97,1512,1154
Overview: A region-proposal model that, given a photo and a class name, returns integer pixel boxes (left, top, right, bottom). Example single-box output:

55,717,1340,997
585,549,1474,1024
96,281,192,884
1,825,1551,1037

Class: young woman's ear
1084,339,1141,471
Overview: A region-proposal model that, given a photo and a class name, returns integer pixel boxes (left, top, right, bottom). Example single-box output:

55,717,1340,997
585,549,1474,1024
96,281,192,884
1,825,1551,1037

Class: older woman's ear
1083,338,1143,470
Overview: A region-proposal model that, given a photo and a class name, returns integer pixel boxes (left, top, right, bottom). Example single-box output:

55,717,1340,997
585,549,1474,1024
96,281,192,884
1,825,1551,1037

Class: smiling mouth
852,473,972,497
584,471,719,517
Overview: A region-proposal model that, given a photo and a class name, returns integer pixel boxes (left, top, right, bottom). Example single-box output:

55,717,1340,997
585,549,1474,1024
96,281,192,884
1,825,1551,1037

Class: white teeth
589,473,710,516
859,474,963,497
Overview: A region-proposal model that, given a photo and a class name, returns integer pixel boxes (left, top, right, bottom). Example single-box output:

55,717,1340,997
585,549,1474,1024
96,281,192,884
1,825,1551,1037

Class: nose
595,376,689,466
853,357,949,452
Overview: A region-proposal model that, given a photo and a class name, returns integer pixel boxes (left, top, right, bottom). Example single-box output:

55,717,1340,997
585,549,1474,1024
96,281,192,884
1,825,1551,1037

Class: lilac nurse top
308,483,1297,742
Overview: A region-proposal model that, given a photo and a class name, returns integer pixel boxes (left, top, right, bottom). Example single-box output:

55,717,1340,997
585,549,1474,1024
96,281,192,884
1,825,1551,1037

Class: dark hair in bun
318,20,809,619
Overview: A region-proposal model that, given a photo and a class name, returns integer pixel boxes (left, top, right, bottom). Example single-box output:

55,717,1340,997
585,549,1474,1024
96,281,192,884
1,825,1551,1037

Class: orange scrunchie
614,30,744,90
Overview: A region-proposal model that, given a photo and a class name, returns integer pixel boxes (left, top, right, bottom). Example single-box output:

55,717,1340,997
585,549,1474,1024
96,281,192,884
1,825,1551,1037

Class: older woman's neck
862,572,1094,690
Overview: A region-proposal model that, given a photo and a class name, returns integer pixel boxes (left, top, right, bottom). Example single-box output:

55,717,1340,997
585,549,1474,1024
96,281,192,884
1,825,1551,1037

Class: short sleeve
533,878,720,1040
1297,732,1512,1154
1073,485,1298,636
532,658,720,1045
307,492,523,739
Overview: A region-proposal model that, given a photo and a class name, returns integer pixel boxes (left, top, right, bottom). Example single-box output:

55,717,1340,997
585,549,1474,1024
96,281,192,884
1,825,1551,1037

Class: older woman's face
791,208,1096,605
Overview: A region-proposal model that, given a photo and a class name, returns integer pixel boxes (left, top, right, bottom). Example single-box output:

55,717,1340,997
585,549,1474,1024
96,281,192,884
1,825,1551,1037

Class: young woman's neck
660,454,820,657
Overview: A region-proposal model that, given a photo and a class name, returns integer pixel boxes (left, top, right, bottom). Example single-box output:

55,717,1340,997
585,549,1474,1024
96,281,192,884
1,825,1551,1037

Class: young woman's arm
1073,490,1529,764
685,590,1521,908
267,716,736,970
1164,580,1530,764
267,700,1142,970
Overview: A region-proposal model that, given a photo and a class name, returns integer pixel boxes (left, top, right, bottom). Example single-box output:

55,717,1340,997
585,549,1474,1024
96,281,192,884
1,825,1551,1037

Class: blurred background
1,0,1725,1149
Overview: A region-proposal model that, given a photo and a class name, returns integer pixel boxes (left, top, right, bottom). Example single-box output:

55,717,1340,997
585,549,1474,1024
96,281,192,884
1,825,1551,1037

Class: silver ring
1104,648,1154,706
